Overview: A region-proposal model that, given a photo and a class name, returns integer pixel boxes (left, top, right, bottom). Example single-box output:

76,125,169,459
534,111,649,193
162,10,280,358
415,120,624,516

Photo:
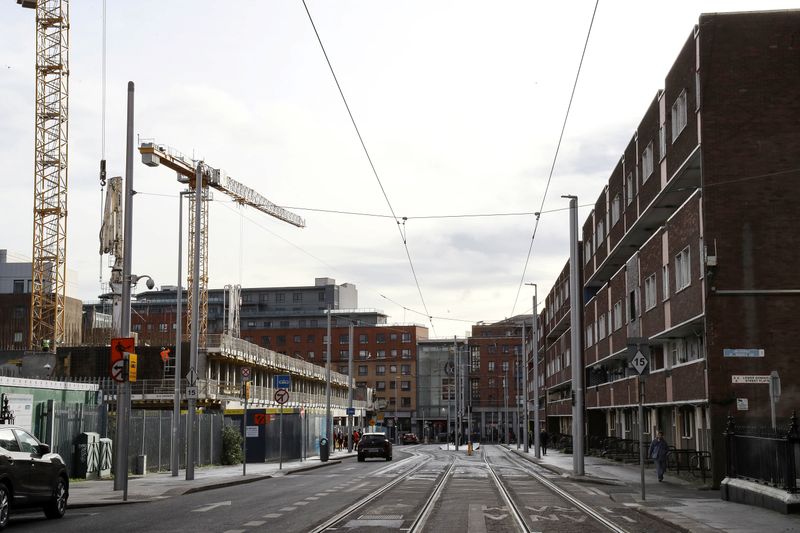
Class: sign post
628,338,650,502
242,367,251,476
769,370,781,430
275,388,290,469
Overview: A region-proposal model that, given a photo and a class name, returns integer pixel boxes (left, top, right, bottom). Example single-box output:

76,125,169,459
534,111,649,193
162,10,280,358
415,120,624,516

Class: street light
525,282,539,457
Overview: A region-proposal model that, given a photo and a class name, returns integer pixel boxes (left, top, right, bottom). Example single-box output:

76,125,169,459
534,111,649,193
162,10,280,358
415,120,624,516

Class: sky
1,1,796,340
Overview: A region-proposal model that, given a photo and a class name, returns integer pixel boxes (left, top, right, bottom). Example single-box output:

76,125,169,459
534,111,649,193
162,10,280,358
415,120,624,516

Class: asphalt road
5,445,680,532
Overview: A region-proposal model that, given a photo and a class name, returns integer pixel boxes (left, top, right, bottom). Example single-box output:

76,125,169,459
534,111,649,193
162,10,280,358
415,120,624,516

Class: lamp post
525,282,539,457
172,191,191,476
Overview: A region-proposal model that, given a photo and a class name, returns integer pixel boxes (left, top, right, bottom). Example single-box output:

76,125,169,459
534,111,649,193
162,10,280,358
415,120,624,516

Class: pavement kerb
632,506,699,533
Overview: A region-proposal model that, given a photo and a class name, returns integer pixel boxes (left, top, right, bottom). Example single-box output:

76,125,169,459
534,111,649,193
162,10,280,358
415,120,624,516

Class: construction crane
16,0,70,351
139,140,305,347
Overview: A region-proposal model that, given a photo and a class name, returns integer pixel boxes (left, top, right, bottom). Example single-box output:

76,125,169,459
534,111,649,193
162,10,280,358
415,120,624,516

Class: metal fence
39,401,109,476
725,412,800,493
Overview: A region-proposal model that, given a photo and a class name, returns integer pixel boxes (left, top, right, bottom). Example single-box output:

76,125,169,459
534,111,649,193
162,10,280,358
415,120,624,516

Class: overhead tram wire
510,0,600,316
301,0,436,336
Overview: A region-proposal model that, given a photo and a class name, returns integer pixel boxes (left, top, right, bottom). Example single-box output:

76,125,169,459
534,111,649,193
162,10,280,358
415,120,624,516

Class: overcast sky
1,1,795,339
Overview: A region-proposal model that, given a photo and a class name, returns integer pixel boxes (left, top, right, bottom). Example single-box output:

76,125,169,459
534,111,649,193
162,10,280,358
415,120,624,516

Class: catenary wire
510,0,600,317
301,0,436,336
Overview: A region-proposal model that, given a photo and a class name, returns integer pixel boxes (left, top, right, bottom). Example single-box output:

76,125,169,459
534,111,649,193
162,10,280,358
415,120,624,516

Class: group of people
333,428,362,451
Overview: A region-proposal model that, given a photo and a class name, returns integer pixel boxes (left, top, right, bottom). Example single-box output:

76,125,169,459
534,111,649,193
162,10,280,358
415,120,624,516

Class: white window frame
644,274,657,311
626,172,634,205
675,246,691,291
584,240,592,264
662,265,670,300
642,142,654,181
611,194,621,226
659,124,666,161
595,219,604,248
598,313,607,340
585,324,594,347
613,301,622,331
671,90,688,141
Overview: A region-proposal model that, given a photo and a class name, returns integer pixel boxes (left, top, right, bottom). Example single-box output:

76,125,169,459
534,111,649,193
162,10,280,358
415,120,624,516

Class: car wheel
0,482,11,530
43,477,67,520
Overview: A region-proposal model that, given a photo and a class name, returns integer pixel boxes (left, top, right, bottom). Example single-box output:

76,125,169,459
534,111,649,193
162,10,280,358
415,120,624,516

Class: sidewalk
68,449,357,509
509,446,800,532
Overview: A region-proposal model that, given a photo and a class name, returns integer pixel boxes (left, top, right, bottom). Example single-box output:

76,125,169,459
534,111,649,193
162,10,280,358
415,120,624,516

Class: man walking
648,430,669,482
540,429,549,455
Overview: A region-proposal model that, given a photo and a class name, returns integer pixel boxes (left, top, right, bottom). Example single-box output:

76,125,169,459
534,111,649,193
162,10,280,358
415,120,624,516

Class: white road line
279,506,297,511
621,516,636,523
223,530,245,533
294,501,310,506
262,513,282,518
243,521,266,527
315,493,328,496
467,503,488,533
305,496,320,500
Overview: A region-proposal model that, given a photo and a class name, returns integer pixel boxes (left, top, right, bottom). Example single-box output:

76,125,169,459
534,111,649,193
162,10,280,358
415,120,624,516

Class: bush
221,425,244,465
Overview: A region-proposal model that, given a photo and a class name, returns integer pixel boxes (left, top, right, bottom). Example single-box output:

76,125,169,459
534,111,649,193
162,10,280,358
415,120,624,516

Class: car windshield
361,435,386,445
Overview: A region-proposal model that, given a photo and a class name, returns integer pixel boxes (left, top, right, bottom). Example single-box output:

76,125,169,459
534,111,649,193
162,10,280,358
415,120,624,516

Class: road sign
444,361,455,376
274,389,290,405
274,375,291,389
128,353,138,382
346,407,356,416
630,350,648,375
111,359,125,383
241,367,251,381
186,368,198,386
186,386,198,399
254,413,269,425
111,337,135,364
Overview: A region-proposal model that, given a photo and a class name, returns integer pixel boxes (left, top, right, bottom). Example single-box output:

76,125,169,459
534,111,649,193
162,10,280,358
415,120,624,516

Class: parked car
0,425,68,530
357,432,392,462
401,433,419,445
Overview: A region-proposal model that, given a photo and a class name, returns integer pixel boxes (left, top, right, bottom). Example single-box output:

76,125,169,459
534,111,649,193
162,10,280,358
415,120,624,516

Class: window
307,334,315,343
502,361,509,372
401,349,411,359
277,335,286,345
659,124,666,160
611,194,621,226
376,381,386,390
358,350,369,360
13,306,24,319
376,350,386,359
662,265,670,300
585,323,594,347
695,71,701,110
595,219,604,249
471,378,481,400
487,344,497,354
247,321,256,328
293,335,301,343
401,333,411,343
276,293,285,303
0,428,20,451
359,334,368,344
401,364,410,375
629,290,638,321
358,365,368,376
12,280,24,294
644,274,657,310
390,333,398,341
626,172,634,205
390,349,398,358
488,361,495,372
339,350,348,359
308,351,315,359
389,364,397,373
293,292,303,303
501,345,510,354
597,313,606,340
13,332,23,343
675,247,691,291
263,321,272,328
671,90,688,141
280,320,290,327
339,334,349,344
16,430,39,453
390,380,396,389
318,291,325,302
132,324,141,332
338,365,348,374
442,378,454,400
584,240,592,263
376,333,386,344
681,408,695,439
401,397,411,408
642,142,654,181
376,365,386,375
400,381,410,391
146,324,154,331
159,323,168,332
613,301,622,331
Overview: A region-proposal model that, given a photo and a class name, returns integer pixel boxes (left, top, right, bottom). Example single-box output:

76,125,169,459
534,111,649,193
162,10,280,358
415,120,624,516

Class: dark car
357,432,392,462
401,433,419,445
0,425,68,530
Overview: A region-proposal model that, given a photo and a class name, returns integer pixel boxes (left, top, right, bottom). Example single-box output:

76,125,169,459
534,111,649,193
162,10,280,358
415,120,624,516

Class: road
6,445,680,532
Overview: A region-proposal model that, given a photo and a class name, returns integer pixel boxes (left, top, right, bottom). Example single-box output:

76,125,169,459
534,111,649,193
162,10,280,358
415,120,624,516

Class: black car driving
0,425,68,530
357,432,392,462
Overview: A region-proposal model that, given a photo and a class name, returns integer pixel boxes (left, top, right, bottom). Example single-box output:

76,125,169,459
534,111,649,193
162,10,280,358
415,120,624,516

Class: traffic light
244,381,251,400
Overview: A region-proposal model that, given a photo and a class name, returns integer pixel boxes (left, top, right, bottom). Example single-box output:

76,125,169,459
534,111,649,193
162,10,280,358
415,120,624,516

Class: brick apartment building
533,10,800,486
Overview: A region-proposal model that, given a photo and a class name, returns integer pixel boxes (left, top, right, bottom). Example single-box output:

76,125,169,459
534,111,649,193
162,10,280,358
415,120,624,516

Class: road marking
262,513,282,518
621,515,636,523
467,503,488,533
223,530,245,533
293,501,310,506
279,506,297,511
193,500,232,512
243,521,266,527
305,496,320,500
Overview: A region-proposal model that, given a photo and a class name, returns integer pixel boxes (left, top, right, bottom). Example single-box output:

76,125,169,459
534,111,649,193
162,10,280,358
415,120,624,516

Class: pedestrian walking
540,429,549,455
648,430,669,482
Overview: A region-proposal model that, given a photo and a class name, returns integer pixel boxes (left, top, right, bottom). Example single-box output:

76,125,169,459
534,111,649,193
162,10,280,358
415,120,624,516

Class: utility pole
114,81,135,499
526,284,540,458
520,321,525,451
325,307,332,449
171,191,189,477
348,322,354,452
504,369,510,446
564,194,584,476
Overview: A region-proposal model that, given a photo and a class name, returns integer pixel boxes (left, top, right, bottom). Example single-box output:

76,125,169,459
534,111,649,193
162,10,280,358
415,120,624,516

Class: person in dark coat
648,430,669,482
540,429,549,455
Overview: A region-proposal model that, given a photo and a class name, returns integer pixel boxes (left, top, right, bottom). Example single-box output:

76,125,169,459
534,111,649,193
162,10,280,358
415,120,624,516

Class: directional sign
274,374,291,389
241,367,251,381
630,350,648,375
111,359,126,383
274,389,290,405
346,407,356,416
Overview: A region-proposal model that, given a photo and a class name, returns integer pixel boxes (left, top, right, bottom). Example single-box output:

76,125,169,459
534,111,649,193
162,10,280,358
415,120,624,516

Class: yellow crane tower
17,0,70,351
138,141,306,347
